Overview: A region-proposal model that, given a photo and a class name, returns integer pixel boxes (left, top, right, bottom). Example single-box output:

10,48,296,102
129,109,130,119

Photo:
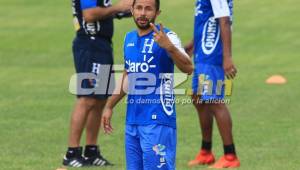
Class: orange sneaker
188,149,215,167
209,154,240,169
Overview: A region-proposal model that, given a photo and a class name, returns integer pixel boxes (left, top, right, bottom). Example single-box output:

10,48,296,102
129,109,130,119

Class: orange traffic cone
266,75,287,85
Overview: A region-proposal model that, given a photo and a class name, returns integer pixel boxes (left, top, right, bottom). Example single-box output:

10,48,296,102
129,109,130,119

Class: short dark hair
132,0,160,11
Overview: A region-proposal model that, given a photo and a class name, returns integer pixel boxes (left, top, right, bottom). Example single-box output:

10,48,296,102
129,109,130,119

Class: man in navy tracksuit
63,0,132,167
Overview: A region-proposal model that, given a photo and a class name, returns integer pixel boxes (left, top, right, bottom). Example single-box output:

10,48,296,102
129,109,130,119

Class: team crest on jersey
202,17,220,55
125,38,157,72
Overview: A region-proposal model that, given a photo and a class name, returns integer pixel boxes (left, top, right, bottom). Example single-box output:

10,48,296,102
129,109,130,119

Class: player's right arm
82,0,133,22
101,70,128,134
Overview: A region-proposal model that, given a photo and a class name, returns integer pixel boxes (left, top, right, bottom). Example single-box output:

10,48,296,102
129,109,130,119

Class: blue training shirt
123,26,187,129
194,0,233,66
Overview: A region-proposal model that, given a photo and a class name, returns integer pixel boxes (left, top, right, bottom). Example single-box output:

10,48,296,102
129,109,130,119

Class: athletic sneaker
84,151,113,166
188,149,215,167
209,154,240,169
63,155,88,168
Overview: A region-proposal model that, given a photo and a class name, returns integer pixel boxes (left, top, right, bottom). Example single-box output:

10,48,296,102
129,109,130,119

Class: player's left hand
101,107,114,134
150,23,174,51
223,56,237,79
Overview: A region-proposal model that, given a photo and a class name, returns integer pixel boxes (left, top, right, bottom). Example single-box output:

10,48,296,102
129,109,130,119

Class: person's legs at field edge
192,95,213,144
208,103,233,146
188,99,240,168
64,97,112,166
208,103,240,168
68,97,104,147
85,99,106,145
188,94,215,167
63,97,100,167
83,98,113,166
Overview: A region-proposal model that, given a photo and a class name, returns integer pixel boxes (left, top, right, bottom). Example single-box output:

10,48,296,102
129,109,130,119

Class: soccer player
63,0,133,167
185,0,240,168
101,0,193,169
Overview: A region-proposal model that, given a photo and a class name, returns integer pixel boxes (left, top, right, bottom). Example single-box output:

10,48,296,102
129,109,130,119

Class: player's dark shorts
72,36,114,99
192,63,225,101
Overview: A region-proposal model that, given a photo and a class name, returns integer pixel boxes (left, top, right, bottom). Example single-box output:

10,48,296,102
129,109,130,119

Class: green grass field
1,0,300,170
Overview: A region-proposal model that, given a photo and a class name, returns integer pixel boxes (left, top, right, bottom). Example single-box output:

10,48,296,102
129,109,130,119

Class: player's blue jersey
123,27,176,129
72,0,113,39
194,0,233,66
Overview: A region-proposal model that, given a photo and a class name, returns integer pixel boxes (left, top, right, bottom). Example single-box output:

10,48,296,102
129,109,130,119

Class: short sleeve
80,0,97,10
210,0,230,18
166,31,189,58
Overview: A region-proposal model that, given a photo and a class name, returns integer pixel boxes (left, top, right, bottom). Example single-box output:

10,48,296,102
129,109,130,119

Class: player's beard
134,16,155,30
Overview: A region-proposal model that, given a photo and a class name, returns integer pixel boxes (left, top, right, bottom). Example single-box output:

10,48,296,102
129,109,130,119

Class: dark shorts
72,36,115,99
